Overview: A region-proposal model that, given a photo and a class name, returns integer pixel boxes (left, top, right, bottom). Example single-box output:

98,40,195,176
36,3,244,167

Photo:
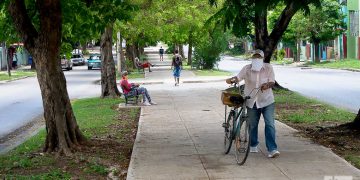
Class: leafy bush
193,26,228,69
165,44,175,54
227,44,245,55
125,58,134,72
272,49,286,61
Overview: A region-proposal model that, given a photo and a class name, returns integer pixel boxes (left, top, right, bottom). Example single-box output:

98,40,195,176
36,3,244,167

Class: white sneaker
143,101,151,106
268,150,280,158
150,101,157,105
250,146,258,153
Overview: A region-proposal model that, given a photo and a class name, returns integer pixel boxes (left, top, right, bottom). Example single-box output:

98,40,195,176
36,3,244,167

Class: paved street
0,66,101,139
127,48,360,179
218,56,360,113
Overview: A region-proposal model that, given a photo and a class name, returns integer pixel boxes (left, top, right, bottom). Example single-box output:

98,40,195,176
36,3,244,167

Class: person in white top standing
226,49,280,158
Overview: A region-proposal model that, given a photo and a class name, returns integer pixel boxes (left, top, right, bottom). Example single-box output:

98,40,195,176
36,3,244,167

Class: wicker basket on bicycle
221,87,245,108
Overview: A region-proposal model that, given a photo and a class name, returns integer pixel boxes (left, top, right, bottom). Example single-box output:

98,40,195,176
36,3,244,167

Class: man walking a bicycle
226,49,280,158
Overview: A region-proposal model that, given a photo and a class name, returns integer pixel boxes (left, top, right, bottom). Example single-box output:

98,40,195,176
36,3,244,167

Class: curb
341,68,360,72
0,115,45,155
291,64,360,72
0,76,32,84
126,107,143,179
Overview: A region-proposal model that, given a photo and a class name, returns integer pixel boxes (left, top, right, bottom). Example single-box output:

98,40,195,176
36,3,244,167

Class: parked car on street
87,54,101,70
61,56,73,71
70,54,85,66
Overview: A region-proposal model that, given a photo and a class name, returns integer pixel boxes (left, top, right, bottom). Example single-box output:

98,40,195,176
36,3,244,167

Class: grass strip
182,65,232,76
304,59,360,70
0,70,36,81
274,89,360,169
0,97,139,179
274,89,354,124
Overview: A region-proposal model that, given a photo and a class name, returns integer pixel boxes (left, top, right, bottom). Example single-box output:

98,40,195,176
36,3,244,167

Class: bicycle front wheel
234,114,251,165
223,110,235,154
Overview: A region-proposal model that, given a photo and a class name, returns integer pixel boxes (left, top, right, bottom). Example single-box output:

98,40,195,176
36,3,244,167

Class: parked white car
70,54,85,66
61,56,73,71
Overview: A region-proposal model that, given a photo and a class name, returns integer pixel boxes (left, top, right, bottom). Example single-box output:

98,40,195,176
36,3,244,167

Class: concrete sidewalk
127,46,360,179
131,49,229,85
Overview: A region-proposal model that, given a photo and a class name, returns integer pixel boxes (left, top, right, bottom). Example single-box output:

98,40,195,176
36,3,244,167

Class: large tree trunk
352,109,360,129
31,59,36,70
314,41,320,63
6,47,11,76
139,46,144,56
254,1,300,63
174,43,179,53
131,45,137,68
9,0,86,155
100,23,121,98
179,44,185,58
125,42,134,68
134,43,140,58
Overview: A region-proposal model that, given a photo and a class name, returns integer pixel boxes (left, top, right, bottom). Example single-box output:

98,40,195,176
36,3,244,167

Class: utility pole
116,31,121,73
1,42,4,70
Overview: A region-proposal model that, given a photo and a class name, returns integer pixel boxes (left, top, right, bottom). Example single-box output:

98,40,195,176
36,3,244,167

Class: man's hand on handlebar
260,82,275,91
226,76,238,84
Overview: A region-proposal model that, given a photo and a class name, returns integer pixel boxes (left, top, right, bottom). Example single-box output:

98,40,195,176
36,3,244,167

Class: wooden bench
135,62,145,73
121,85,140,105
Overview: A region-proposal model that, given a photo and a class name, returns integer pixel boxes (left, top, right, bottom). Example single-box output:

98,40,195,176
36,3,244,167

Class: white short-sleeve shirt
236,63,275,108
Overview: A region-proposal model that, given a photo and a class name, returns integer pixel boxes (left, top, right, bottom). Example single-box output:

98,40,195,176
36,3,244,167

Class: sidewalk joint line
171,94,211,180
262,150,291,179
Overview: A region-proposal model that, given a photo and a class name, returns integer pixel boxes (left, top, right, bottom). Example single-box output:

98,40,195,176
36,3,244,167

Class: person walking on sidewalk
226,49,280,158
171,49,182,86
159,46,164,61
120,71,157,106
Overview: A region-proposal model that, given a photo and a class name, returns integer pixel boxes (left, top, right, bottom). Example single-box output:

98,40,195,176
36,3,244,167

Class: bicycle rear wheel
223,109,235,154
234,113,251,165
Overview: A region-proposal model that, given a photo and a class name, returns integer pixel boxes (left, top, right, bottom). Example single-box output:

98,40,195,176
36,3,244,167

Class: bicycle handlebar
227,82,261,100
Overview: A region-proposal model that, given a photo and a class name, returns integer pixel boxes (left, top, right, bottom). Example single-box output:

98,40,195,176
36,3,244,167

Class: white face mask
251,58,263,71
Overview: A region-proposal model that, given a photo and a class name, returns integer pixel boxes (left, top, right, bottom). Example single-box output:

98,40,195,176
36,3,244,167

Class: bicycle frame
229,103,247,140
223,82,261,165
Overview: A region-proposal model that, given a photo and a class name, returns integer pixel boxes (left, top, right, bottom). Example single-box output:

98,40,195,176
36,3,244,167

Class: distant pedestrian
171,49,182,86
159,46,164,61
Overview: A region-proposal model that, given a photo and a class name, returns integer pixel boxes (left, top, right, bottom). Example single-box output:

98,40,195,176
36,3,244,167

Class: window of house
349,10,359,36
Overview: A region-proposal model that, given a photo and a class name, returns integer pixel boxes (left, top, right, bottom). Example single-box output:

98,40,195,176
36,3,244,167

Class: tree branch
268,1,301,50
254,7,268,50
8,0,38,49
37,0,62,49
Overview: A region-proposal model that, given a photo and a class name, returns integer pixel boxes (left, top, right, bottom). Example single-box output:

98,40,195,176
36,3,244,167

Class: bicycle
221,83,260,165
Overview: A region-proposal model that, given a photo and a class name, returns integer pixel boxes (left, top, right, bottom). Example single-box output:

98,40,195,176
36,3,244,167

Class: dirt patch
1,108,140,179
278,110,360,169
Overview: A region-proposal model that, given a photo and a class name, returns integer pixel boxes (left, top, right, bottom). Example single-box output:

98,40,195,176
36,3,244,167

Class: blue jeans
247,103,277,152
130,87,152,103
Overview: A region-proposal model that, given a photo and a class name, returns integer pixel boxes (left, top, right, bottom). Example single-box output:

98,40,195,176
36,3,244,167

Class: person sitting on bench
135,57,154,72
120,71,157,106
